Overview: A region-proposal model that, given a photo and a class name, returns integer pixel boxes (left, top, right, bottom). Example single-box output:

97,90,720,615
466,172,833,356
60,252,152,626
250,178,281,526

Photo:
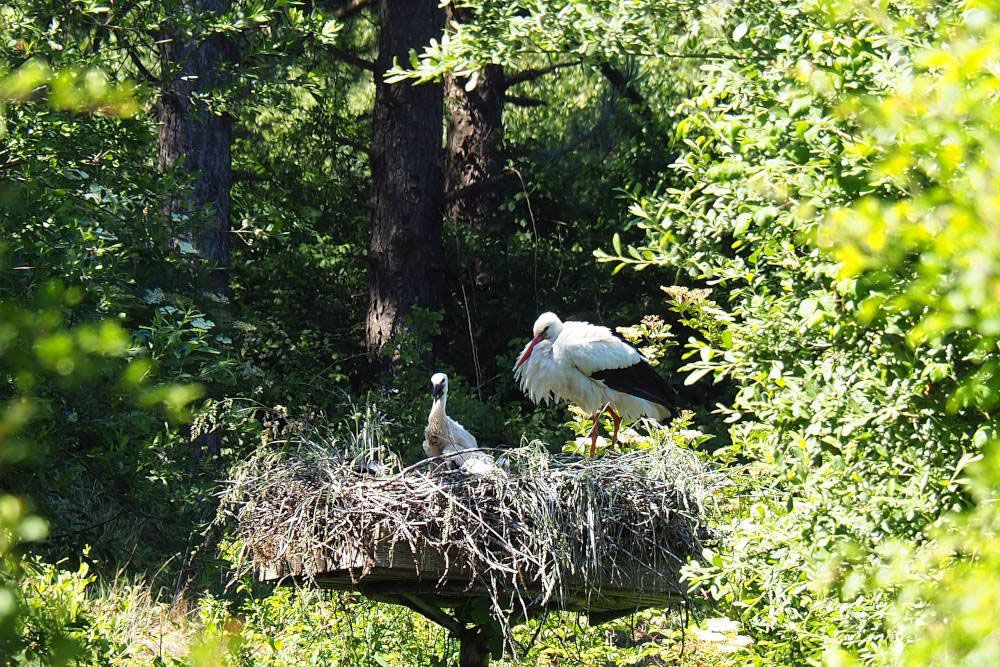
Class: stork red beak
515,335,543,369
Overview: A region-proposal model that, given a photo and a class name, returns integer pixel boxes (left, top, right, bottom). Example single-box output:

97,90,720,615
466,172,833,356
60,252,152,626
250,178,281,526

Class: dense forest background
1,0,998,664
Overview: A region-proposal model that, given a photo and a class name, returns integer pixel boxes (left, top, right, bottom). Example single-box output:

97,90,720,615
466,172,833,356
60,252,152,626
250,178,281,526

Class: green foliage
823,3,1000,663
5,557,120,665
875,445,1000,666
0,43,208,659
191,588,449,667
390,0,701,83
596,0,998,663
418,0,998,663
3,0,998,665
0,59,138,117
824,0,1000,411
0,286,199,662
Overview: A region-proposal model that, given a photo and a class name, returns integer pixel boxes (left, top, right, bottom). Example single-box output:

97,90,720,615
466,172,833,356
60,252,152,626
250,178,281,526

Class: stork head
514,312,563,369
430,372,448,400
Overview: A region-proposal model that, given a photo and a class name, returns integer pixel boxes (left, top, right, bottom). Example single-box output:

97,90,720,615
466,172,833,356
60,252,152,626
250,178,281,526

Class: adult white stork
513,312,672,456
423,372,494,473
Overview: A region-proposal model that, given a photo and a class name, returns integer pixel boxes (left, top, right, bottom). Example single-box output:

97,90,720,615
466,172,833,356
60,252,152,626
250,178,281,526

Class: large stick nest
220,410,718,625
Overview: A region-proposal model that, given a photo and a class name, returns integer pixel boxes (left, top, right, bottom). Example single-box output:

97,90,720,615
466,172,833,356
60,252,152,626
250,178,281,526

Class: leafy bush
611,1,999,663
4,0,999,665
413,0,1000,662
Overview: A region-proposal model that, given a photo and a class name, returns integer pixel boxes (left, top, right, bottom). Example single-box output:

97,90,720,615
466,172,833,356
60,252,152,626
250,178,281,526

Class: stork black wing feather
591,360,674,409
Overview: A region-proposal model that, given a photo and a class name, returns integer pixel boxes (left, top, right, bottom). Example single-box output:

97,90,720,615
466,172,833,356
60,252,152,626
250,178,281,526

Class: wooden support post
366,589,498,665
398,594,464,636
457,626,491,667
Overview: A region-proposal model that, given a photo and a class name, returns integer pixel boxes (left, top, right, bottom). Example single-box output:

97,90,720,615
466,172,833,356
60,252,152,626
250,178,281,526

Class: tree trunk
157,0,235,462
365,0,446,364
457,627,492,667
157,0,235,294
443,9,504,228
440,6,507,393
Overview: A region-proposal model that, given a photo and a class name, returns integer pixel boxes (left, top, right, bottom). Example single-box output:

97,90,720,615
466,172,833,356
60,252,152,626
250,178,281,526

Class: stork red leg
588,403,611,458
587,412,601,458
608,406,622,449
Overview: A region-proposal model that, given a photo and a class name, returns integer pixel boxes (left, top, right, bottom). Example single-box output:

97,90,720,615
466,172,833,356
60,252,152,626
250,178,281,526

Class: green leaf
684,367,711,385
464,70,480,91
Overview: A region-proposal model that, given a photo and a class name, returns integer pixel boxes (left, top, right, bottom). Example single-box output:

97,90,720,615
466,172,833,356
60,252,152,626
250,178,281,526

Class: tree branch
89,0,140,55
599,62,661,130
335,0,374,19
503,60,581,89
505,94,545,108
125,42,159,84
324,45,376,72
330,132,372,156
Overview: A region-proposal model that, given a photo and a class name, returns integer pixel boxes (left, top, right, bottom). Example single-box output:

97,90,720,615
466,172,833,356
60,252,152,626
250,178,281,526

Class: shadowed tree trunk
457,626,491,667
444,63,504,224
440,5,507,394
156,0,235,461
444,4,504,226
156,0,235,294
365,0,446,365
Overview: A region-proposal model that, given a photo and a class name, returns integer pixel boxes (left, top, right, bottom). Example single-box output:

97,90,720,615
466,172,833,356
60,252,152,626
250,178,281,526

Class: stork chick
513,312,672,457
423,373,493,472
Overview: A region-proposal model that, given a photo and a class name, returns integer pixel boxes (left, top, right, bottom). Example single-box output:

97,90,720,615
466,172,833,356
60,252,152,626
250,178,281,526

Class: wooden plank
250,509,688,614
273,571,682,613
255,533,685,613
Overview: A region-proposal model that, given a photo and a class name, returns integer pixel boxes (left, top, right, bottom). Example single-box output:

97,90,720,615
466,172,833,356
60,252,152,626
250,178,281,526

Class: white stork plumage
422,372,495,473
513,312,672,456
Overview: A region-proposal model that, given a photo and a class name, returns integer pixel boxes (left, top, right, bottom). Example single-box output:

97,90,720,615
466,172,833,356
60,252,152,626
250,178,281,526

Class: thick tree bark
365,0,446,363
156,0,235,463
444,15,504,227
156,0,235,293
440,5,508,394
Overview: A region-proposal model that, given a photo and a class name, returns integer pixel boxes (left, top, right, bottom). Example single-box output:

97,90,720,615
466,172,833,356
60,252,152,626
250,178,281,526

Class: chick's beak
514,335,544,369
432,384,444,400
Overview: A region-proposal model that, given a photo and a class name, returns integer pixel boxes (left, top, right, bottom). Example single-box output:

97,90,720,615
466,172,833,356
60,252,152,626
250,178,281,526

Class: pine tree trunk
365,0,446,365
440,5,507,393
444,57,504,226
156,0,235,461
156,0,235,294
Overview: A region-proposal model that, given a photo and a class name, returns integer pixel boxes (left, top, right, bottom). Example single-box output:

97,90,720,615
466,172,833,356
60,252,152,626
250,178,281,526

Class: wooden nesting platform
254,532,686,616
230,439,710,640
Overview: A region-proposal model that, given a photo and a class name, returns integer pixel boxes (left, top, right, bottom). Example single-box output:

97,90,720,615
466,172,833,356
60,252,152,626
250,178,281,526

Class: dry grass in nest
218,407,719,631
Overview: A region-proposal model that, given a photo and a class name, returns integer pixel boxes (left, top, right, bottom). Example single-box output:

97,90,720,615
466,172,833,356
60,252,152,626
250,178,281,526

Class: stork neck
429,396,447,423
